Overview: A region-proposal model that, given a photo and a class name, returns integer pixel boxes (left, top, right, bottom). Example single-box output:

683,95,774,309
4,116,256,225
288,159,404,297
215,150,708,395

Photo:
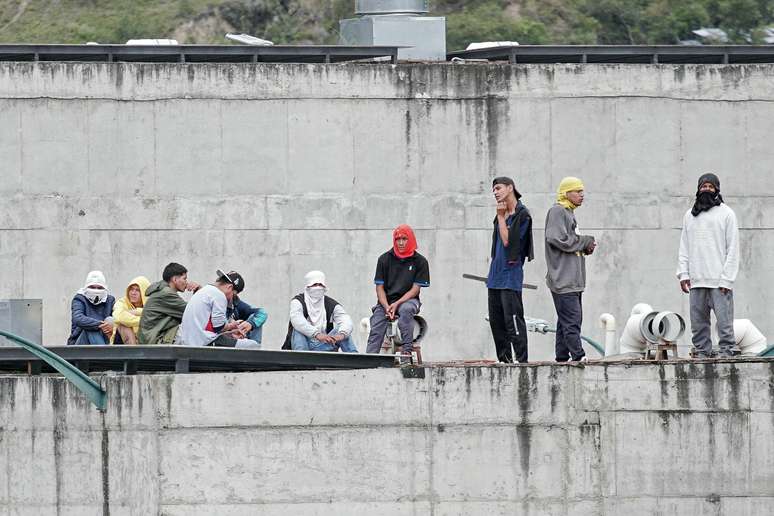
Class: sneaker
579,356,588,363
399,352,412,366
694,352,713,359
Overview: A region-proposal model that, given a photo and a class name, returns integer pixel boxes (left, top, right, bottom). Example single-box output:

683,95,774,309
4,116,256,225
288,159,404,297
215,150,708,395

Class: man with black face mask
677,173,739,358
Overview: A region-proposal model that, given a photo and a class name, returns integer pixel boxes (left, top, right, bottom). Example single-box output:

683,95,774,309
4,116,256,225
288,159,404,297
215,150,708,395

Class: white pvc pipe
599,313,617,356
619,303,654,353
734,319,767,355
652,311,686,342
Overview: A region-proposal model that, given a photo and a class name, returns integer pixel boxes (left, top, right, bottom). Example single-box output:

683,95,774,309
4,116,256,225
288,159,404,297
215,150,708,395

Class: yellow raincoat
112,276,150,342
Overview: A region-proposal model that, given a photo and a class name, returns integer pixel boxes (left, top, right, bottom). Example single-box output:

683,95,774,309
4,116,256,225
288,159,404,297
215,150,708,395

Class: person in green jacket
137,263,200,344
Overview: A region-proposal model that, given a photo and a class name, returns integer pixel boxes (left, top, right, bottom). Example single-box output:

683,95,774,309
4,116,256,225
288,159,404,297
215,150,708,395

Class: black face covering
691,190,723,216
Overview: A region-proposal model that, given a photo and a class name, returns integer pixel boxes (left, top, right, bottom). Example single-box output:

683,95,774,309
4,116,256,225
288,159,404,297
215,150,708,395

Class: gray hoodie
544,204,595,294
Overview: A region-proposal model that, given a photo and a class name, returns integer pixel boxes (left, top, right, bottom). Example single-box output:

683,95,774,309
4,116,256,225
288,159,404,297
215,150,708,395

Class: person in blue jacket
67,270,116,345
226,292,268,344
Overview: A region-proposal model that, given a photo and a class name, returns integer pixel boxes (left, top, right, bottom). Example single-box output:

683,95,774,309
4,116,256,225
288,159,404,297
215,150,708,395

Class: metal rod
0,329,107,411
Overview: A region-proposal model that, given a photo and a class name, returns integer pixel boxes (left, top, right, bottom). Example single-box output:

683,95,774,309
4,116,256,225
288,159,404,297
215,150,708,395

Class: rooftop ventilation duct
340,0,445,61
355,0,428,15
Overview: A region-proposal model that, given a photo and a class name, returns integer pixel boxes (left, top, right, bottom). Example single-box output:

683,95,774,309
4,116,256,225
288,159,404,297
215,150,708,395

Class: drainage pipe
599,313,617,356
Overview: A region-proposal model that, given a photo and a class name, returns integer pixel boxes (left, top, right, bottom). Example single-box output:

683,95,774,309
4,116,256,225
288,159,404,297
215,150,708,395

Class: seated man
227,295,268,344
67,270,116,345
365,225,430,357
283,270,356,353
179,269,260,349
137,263,199,344
112,276,150,345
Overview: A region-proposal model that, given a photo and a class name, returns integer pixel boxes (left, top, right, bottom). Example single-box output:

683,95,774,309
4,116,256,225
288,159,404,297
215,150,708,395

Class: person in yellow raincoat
112,276,151,345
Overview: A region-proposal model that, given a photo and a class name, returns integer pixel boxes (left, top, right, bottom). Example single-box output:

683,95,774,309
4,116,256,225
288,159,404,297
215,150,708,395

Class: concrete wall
1,62,774,359
1,360,773,514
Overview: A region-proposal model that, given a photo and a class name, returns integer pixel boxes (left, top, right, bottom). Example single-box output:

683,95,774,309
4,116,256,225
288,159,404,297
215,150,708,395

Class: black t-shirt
374,250,430,304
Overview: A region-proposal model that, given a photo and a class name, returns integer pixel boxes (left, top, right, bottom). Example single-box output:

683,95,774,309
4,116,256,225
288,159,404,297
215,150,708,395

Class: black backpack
282,293,340,350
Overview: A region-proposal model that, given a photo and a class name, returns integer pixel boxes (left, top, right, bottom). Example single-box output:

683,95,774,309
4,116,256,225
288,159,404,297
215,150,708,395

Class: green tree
445,1,549,51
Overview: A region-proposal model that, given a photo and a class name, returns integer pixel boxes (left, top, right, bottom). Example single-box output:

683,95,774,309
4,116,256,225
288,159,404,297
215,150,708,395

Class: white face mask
306,286,326,301
84,288,107,304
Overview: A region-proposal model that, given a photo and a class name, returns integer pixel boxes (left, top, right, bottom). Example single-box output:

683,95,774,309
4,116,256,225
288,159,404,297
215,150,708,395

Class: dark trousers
551,291,585,361
488,289,528,363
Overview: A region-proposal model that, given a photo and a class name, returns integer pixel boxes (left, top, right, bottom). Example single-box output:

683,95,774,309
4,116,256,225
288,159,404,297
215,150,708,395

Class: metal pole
0,329,107,411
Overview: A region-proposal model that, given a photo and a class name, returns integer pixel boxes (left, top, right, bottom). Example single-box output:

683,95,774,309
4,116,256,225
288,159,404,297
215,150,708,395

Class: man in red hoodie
366,225,430,357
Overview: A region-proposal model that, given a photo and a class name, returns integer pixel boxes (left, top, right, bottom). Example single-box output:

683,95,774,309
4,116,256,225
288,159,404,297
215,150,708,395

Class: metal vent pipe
355,0,429,15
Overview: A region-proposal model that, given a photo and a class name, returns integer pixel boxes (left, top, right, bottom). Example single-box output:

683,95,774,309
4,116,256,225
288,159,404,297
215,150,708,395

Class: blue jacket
68,294,116,345
228,298,268,329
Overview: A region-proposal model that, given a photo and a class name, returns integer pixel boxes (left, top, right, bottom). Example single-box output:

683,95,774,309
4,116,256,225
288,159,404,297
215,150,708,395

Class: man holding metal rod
486,176,535,363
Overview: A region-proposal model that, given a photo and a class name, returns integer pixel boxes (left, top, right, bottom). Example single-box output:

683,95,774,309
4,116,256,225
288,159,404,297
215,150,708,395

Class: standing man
677,173,739,358
545,177,596,362
137,262,200,344
365,224,430,358
487,177,534,363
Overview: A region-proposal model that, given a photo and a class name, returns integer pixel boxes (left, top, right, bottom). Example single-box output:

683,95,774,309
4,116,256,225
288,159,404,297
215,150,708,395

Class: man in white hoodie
283,270,356,352
677,173,739,358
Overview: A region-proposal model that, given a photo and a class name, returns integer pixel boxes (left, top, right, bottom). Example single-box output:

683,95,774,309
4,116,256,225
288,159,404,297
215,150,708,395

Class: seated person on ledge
179,269,261,349
283,270,357,353
68,270,115,345
227,294,268,345
365,224,430,356
112,276,150,345
137,262,199,344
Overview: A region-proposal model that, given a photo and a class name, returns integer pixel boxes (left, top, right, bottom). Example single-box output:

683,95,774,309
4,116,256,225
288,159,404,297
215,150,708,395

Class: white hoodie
676,203,739,289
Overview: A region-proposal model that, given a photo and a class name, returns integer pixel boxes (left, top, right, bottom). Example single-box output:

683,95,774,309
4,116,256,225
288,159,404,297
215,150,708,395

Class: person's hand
496,201,508,218
720,287,730,295
238,321,253,335
386,302,399,320
331,333,345,343
315,333,336,344
680,279,691,294
224,320,240,332
129,309,142,316
186,281,201,292
99,321,114,336
586,241,597,255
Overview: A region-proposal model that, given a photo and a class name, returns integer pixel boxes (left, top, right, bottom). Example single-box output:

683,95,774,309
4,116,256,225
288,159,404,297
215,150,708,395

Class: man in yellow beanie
544,177,596,362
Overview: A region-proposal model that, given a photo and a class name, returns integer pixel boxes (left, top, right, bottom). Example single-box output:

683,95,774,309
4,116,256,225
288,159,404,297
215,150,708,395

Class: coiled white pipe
618,303,654,353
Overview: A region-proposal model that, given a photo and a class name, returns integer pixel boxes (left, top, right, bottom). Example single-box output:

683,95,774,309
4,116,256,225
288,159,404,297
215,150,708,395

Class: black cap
697,173,720,192
216,269,244,293
492,176,522,199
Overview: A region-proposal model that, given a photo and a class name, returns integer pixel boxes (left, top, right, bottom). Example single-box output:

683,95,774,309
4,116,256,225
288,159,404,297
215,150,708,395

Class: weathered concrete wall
1,62,773,359
1,360,773,514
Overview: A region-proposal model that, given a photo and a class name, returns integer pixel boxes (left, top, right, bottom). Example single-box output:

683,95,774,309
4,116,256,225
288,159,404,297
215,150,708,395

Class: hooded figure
677,173,739,358
112,276,150,345
283,270,356,352
544,178,596,362
68,271,116,345
556,176,585,211
691,173,724,216
366,225,430,357
392,225,417,259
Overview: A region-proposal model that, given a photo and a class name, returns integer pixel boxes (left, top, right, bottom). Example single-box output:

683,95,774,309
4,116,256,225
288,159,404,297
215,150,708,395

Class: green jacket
137,281,187,344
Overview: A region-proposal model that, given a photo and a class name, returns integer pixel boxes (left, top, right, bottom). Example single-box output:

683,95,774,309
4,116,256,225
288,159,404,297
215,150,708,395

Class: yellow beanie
557,176,585,210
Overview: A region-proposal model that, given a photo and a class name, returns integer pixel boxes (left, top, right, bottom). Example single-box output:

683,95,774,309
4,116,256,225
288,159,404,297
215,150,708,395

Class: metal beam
448,45,774,64
0,44,402,64
0,345,396,374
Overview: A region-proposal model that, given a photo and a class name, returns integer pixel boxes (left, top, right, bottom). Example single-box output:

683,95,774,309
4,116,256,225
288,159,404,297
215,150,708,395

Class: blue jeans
74,330,109,345
246,325,263,344
291,328,357,353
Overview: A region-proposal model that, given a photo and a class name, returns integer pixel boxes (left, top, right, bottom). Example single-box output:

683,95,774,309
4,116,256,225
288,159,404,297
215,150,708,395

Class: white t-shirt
180,285,228,346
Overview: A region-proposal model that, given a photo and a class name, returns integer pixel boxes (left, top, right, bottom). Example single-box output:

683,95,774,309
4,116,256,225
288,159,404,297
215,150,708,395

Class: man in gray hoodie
545,176,596,362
